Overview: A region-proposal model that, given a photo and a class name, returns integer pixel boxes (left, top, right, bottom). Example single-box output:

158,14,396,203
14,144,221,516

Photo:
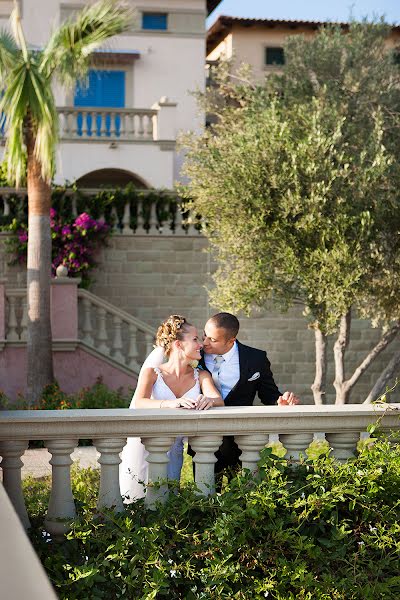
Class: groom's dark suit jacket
194,341,282,471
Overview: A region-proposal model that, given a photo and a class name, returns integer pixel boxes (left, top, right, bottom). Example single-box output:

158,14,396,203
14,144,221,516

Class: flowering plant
7,209,111,288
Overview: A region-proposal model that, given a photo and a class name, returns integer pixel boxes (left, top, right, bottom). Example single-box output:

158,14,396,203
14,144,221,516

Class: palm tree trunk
26,128,54,404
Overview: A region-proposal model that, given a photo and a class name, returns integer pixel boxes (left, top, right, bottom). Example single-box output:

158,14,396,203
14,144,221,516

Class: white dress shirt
204,341,240,400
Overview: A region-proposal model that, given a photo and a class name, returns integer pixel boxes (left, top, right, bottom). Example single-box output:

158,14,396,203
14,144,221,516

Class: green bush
25,436,400,599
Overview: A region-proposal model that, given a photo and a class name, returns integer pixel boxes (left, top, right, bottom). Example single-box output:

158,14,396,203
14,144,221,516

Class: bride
119,315,223,502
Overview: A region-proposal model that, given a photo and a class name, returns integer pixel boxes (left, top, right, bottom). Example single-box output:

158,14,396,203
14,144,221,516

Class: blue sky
207,1,400,27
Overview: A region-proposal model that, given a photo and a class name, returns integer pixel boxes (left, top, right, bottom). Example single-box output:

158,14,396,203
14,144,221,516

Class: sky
207,0,400,28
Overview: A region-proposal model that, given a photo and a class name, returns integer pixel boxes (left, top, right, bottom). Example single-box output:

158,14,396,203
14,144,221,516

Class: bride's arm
134,368,197,409
195,371,224,410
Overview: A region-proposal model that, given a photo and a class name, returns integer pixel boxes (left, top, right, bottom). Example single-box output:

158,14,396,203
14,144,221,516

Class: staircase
0,280,156,400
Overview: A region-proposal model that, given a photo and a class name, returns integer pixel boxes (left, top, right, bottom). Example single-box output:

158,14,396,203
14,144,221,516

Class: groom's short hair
210,312,239,339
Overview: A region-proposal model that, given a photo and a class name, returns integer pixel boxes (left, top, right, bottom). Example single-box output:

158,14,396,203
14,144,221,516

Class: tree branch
333,311,351,404
364,347,400,404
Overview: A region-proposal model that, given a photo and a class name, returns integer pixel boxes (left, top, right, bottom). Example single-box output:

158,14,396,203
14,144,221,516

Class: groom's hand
277,391,300,406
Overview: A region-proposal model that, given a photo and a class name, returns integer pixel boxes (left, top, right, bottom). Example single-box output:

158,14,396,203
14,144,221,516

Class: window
74,70,125,136
142,12,168,31
265,47,285,66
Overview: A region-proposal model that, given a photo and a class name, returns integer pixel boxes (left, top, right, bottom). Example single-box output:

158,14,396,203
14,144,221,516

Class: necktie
212,355,225,393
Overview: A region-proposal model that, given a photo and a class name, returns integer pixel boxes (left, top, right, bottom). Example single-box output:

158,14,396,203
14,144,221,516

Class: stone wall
1,233,398,404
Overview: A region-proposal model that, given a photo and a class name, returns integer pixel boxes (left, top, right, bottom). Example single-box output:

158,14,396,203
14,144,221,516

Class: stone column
96,438,126,513
279,433,314,461
44,439,78,538
0,440,30,529
0,279,5,345
189,436,223,496
152,97,177,141
235,434,269,472
141,436,175,509
325,432,360,462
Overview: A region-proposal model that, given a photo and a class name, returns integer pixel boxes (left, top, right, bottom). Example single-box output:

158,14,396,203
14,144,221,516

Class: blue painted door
74,70,125,136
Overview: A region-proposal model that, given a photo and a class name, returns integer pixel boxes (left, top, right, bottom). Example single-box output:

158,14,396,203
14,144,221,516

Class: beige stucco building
207,16,400,80
0,0,222,187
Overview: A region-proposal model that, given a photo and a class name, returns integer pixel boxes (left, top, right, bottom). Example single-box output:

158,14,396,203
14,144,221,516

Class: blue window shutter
74,70,125,136
142,13,167,30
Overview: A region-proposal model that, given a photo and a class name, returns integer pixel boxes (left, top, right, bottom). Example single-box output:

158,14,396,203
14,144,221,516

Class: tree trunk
26,128,54,404
333,311,351,404
311,327,327,405
364,345,400,404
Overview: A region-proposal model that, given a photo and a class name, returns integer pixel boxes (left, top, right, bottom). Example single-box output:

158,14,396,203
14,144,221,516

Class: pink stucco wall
0,346,136,403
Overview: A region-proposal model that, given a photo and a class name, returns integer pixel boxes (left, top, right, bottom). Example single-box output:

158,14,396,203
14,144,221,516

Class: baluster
96,438,126,512
279,433,314,461
44,439,78,539
81,297,94,346
144,332,155,356
0,441,30,529
138,114,144,138
96,306,110,355
128,113,135,139
100,110,107,137
20,296,28,341
82,110,89,138
325,432,360,463
235,434,269,472
112,315,124,363
189,436,223,496
135,198,147,235
119,112,125,138
122,200,133,235
141,437,175,509
6,294,19,341
127,323,139,369
148,201,158,234
3,194,10,217
174,206,186,236
71,194,78,218
73,110,79,138
111,206,119,232
145,114,153,139
63,110,71,137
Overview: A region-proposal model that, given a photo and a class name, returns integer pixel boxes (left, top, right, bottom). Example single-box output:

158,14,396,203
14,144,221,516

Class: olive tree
182,22,400,404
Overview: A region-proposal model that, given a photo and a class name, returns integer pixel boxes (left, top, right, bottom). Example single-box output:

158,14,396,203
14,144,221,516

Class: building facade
0,0,222,188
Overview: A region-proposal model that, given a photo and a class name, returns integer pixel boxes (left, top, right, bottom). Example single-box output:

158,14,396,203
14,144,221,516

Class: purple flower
18,231,28,243
62,225,71,236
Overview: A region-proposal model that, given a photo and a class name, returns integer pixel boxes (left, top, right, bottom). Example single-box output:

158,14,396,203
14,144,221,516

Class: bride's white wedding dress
119,364,200,502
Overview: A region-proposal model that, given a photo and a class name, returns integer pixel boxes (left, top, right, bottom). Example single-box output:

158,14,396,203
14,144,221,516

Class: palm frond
0,29,19,84
0,58,58,185
10,1,28,62
0,61,29,186
40,0,136,84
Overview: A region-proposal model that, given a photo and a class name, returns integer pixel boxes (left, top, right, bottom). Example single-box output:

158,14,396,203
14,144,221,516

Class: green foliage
182,22,400,335
25,437,400,599
0,379,130,410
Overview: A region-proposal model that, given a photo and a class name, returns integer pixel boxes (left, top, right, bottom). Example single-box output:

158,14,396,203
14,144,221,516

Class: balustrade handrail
0,404,398,440
78,289,155,336
57,106,158,116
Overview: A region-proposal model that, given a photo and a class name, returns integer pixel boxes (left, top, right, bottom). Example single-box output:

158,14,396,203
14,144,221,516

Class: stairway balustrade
0,404,398,537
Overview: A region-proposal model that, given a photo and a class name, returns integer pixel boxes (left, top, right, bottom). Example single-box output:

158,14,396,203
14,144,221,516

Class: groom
199,312,299,475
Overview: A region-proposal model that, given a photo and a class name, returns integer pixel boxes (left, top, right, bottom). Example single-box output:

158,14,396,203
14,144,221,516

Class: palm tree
0,1,135,403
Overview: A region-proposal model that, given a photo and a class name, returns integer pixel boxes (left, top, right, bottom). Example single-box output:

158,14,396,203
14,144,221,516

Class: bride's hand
194,394,215,411
161,397,197,409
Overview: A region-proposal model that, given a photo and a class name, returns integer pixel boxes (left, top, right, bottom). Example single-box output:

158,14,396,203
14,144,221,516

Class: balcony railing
0,404,398,539
57,107,157,141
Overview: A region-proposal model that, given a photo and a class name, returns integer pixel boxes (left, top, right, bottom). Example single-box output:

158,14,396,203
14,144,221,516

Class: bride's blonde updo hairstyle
155,315,192,356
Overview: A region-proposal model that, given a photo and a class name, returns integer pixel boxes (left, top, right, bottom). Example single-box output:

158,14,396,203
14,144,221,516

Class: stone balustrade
57,107,157,142
0,404,398,539
0,187,200,235
2,288,28,344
